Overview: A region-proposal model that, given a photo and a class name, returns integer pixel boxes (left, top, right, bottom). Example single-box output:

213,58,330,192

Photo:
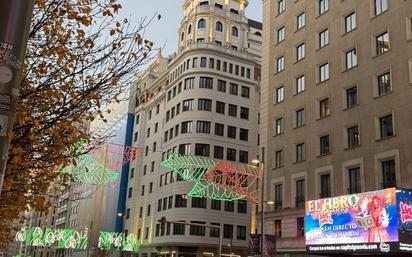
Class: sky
119,0,263,55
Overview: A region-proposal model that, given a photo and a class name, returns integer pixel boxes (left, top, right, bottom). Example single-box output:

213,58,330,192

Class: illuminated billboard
306,188,412,254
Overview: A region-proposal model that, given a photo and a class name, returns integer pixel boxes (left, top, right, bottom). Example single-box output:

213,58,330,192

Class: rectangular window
240,107,249,120
296,75,305,93
223,224,233,239
227,126,237,139
158,199,162,212
296,143,305,162
296,179,305,207
320,174,331,198
319,63,329,82
319,98,330,118
276,86,284,103
147,205,151,216
297,217,305,237
275,220,282,238
199,77,213,89
347,125,360,147
376,32,389,55
173,222,186,235
277,26,285,43
181,121,193,134
229,83,238,95
382,159,396,188
239,150,248,163
239,129,248,141
296,108,305,127
198,99,212,111
217,80,226,92
192,197,207,208
184,77,195,89
346,48,357,69
179,143,191,155
275,150,284,168
228,104,237,117
128,187,133,198
182,99,194,111
216,101,225,114
229,63,233,73
190,221,206,236
215,123,224,136
348,167,361,194
275,118,284,135
320,135,330,155
141,185,144,196
277,56,284,72
319,29,329,48
297,13,305,30
126,208,130,219
149,182,153,194
210,223,220,237
192,58,198,68
175,195,187,207
223,62,227,72
211,199,221,210
130,168,134,179
319,0,329,15
139,207,143,218
226,148,236,161
241,86,250,98
346,86,358,108
168,196,173,209
345,12,356,33
237,226,247,240
209,58,214,69
296,43,305,61
275,184,283,210
237,200,247,213
278,0,285,14
224,201,234,212
195,144,210,157
374,0,388,16
378,72,391,95
380,114,394,138
214,146,224,159
196,121,211,134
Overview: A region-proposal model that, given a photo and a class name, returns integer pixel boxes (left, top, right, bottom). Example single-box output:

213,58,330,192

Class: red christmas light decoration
203,161,260,203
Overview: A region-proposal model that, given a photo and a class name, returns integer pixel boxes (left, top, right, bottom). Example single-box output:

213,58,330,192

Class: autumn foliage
0,0,156,249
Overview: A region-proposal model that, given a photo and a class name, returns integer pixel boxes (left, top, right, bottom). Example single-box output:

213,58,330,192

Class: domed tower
124,1,262,257
178,0,251,53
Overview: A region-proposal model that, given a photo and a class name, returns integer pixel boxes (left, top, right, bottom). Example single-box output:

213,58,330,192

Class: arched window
232,26,239,37
181,32,185,41
198,19,206,29
215,21,223,32
188,24,192,34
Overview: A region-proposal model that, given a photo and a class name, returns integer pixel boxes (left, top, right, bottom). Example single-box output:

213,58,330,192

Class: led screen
306,188,399,253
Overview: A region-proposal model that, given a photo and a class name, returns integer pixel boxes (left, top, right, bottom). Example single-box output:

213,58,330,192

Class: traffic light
159,216,166,230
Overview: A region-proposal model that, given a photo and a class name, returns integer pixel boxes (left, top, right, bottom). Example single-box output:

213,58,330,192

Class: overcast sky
119,0,263,55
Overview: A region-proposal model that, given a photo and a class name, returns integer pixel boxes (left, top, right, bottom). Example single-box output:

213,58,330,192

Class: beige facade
123,1,261,257
261,0,412,255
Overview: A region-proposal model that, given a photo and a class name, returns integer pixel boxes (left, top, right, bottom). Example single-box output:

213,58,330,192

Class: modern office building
260,0,412,256
123,0,262,256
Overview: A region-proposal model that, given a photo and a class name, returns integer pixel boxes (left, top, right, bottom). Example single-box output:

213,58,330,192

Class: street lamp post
0,0,36,195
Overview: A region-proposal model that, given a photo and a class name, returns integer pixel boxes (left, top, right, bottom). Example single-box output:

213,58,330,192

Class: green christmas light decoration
59,154,119,185
161,154,259,202
98,232,140,252
58,141,140,186
15,226,88,249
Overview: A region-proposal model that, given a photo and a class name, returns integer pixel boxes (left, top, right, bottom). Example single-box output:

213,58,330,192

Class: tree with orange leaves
0,0,158,249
